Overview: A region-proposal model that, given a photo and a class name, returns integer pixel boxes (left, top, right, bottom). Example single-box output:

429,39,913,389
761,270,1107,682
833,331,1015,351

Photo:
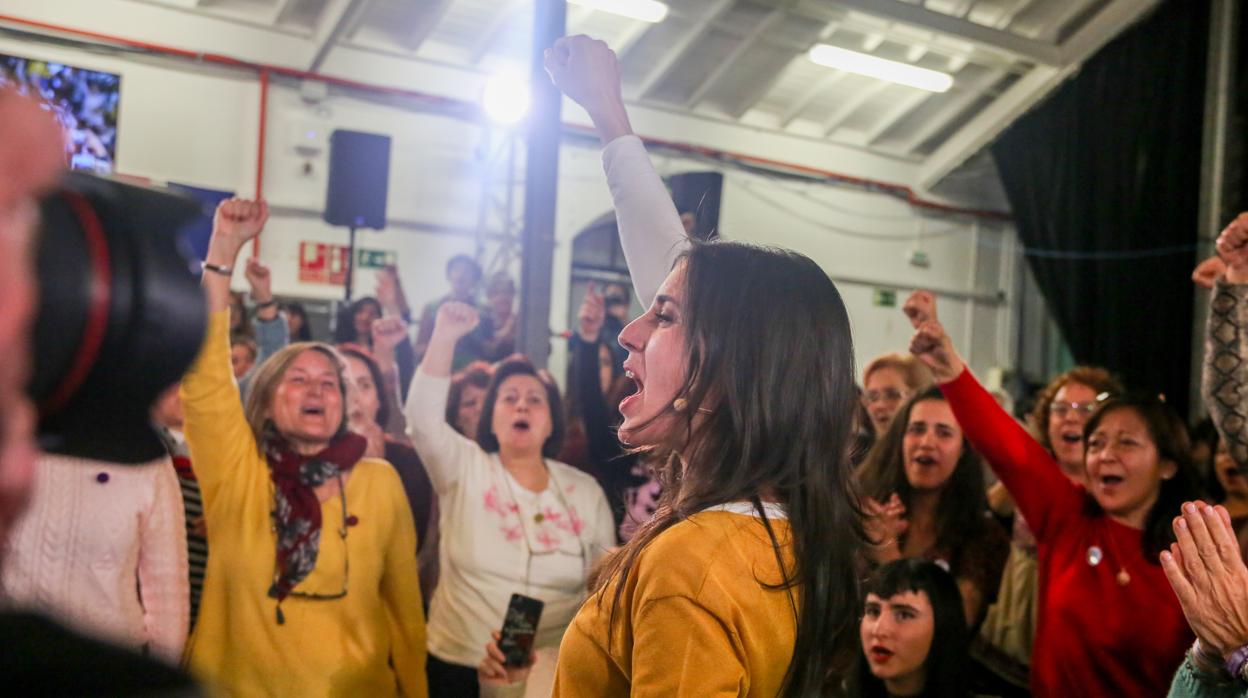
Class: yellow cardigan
181,311,427,697
551,510,798,697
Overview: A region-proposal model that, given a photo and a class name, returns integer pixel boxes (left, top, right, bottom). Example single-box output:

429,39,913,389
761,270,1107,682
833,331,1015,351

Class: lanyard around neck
497,458,589,593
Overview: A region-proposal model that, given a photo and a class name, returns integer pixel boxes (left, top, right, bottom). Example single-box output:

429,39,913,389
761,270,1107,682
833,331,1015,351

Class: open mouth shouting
512,418,531,433
868,645,895,664
619,365,644,414
1097,473,1125,490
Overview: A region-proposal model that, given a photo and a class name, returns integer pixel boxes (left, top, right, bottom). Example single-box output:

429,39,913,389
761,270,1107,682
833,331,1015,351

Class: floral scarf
263,428,366,608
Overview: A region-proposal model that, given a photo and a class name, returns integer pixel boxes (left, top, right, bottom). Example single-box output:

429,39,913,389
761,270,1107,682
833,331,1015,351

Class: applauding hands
1161,502,1248,663
863,493,908,562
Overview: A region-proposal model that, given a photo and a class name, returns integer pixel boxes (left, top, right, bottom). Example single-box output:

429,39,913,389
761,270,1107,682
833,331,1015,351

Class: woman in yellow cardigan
544,37,863,696
180,198,427,697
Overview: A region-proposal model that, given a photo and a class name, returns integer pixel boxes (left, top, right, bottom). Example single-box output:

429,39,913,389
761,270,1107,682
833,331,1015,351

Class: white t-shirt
405,370,615,668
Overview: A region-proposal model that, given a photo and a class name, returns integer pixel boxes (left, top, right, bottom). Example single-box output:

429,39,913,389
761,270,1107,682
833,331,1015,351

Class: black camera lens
31,173,206,464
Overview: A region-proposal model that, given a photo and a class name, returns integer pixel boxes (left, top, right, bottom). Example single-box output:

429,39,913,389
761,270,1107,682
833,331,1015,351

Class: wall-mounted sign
299,242,396,285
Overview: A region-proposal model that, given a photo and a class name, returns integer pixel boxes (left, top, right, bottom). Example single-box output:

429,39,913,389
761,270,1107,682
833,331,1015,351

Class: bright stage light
482,71,531,125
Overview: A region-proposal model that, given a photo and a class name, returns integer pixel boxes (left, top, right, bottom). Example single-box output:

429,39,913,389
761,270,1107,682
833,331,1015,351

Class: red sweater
942,369,1191,698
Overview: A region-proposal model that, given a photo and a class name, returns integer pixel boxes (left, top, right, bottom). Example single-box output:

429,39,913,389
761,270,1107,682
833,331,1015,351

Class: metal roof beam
683,9,785,108
400,0,456,52
830,0,1063,66
918,0,1161,189
306,0,374,71
629,0,736,100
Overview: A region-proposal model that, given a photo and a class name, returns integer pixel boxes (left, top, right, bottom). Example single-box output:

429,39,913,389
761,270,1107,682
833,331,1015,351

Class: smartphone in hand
498,593,544,668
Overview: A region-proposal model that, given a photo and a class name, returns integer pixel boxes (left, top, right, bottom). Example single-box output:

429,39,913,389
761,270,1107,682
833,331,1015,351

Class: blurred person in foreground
0,88,197,694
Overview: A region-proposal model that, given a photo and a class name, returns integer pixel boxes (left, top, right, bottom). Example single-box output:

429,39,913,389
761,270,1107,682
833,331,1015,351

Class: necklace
497,458,588,591
1086,531,1131,586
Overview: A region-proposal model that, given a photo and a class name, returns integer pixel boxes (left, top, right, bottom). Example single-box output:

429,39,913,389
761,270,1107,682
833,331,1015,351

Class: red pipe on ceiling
254,67,269,256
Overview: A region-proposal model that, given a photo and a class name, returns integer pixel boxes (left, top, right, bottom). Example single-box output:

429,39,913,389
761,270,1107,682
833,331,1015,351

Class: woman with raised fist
406,300,614,697
181,198,427,697
543,35,864,697
904,289,1196,697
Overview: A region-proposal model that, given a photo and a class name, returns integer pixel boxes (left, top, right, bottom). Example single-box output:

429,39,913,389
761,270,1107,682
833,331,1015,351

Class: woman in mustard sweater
180,198,427,697
545,37,863,696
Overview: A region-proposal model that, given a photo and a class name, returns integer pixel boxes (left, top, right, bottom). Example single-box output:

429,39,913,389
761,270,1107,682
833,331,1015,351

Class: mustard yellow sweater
552,509,797,697
181,311,427,697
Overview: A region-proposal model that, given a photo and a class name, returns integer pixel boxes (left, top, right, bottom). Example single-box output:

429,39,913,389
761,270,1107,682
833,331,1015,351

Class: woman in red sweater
905,290,1199,697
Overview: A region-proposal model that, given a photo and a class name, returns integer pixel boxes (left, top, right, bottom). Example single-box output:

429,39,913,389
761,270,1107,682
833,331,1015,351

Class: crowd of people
0,54,119,174
7,33,1248,698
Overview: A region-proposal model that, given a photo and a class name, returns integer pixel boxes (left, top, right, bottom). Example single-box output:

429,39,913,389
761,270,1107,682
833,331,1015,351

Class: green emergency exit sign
873,289,897,307
357,249,396,269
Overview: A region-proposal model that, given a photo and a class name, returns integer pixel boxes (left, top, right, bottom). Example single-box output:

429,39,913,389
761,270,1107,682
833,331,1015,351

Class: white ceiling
120,0,1162,187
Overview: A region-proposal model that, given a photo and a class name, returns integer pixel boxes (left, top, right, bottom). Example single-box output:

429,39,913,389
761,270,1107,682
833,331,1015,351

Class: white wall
549,136,1019,386
0,28,1018,389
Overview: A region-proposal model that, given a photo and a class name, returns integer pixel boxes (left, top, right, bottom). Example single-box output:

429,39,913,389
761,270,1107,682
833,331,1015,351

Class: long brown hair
594,241,864,695
857,388,992,556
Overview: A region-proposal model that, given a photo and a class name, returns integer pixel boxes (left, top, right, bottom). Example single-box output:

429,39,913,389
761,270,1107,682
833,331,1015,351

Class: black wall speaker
668,171,723,240
324,129,391,230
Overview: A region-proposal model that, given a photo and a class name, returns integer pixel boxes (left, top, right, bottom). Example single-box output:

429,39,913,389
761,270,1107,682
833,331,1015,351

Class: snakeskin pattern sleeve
1203,279,1248,470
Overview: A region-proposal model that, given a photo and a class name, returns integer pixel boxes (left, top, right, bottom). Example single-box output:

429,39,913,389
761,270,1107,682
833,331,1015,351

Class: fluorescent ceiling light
808,44,953,93
568,0,669,23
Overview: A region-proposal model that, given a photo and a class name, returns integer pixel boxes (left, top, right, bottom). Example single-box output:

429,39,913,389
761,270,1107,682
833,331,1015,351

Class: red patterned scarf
263,429,366,607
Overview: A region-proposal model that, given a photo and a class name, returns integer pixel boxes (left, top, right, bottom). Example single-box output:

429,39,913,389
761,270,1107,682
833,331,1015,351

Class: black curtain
990,0,1210,415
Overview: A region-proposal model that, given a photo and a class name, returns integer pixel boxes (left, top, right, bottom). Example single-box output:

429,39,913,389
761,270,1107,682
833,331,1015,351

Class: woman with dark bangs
849,559,971,698
857,388,1009,629
905,290,1198,697
546,36,863,696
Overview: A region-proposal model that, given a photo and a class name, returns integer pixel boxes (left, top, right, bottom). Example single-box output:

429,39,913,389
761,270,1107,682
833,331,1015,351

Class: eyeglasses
1050,394,1113,417
863,388,906,405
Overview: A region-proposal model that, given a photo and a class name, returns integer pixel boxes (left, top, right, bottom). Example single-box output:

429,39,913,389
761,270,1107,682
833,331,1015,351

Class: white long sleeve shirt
405,369,615,669
602,134,691,306
0,454,189,662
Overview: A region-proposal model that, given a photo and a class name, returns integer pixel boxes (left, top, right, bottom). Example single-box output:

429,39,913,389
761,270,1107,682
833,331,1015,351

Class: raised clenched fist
903,290,938,329
909,319,964,385
1217,213,1248,284
433,301,480,343
371,315,408,356
244,258,272,300
213,198,268,244
577,283,606,343
544,35,622,118
1192,255,1227,290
